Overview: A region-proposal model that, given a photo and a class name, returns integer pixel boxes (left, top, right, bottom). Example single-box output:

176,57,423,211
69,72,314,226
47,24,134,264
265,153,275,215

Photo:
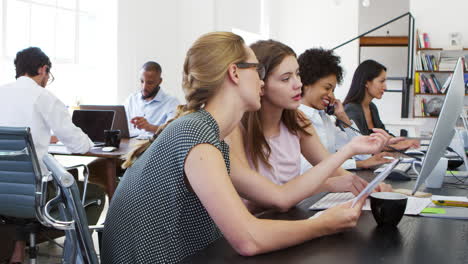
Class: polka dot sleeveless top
102,109,230,263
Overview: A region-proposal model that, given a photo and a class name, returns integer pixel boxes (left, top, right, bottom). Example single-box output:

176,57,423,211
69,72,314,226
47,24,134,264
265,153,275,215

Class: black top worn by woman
102,109,229,264
344,102,394,136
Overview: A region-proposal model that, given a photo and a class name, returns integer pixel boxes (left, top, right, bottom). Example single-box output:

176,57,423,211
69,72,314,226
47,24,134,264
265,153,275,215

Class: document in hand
351,158,400,207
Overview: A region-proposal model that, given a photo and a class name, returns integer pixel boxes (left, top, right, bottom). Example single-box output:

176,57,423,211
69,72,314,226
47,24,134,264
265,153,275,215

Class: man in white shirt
0,47,94,263
124,61,180,138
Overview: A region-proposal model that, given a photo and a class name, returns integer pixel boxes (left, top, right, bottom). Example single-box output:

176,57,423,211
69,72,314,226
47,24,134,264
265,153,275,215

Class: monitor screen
412,58,465,194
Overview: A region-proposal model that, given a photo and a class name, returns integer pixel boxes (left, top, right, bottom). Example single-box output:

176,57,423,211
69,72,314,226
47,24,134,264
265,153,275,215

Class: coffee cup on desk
370,192,407,227
104,129,121,148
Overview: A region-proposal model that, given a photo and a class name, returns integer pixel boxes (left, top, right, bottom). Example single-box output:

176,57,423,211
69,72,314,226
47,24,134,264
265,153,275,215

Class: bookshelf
413,37,468,118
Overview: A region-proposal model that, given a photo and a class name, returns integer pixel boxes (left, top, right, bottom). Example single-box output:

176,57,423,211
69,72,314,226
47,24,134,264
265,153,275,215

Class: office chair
0,126,102,263
0,127,49,263
43,154,102,264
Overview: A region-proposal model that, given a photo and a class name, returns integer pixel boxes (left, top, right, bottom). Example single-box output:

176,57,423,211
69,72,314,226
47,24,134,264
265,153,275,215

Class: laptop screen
72,110,115,143
79,105,130,138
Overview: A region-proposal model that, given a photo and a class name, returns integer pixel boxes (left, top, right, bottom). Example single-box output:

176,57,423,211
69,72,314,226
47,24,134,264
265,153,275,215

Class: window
0,0,117,106
2,0,96,63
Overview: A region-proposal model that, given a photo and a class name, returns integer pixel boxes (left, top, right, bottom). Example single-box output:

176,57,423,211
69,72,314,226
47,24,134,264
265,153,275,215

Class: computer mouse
387,170,411,181
102,146,117,152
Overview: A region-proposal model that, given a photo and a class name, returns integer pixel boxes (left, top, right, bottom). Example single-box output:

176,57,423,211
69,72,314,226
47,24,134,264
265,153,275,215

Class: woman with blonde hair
102,32,388,263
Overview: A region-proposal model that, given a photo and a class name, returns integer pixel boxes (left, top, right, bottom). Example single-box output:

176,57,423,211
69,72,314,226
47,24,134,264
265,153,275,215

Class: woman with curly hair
298,48,395,172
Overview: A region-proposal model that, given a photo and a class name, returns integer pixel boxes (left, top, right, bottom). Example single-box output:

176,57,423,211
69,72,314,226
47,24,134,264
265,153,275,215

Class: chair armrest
65,164,89,204
42,191,75,230
89,225,104,232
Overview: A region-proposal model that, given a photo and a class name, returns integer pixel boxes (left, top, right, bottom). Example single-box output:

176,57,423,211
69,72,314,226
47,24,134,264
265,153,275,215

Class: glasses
236,62,266,80
47,71,55,85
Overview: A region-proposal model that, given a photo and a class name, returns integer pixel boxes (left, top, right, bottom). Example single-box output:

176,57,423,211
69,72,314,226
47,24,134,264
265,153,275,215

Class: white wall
117,0,211,103
117,0,360,104
359,0,409,36
117,0,266,104
268,0,360,101
411,0,468,48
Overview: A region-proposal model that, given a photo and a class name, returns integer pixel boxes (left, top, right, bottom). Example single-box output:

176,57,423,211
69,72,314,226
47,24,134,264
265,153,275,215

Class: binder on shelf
414,72,420,93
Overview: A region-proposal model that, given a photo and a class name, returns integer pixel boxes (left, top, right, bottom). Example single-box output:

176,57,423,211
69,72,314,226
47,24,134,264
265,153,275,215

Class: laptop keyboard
309,192,355,210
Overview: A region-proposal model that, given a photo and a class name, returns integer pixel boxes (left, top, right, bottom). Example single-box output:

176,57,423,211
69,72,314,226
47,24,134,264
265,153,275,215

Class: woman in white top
297,48,395,173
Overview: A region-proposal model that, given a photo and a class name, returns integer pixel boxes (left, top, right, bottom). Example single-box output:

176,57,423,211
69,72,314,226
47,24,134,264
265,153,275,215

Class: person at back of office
0,47,95,264
0,47,93,173
124,61,180,138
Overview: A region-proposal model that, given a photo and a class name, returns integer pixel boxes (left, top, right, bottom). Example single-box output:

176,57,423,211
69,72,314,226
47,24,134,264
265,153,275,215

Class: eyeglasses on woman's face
236,62,266,80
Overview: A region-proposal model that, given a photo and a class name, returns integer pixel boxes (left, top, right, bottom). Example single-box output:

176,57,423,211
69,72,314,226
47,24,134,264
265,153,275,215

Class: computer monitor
412,58,465,194
79,105,130,138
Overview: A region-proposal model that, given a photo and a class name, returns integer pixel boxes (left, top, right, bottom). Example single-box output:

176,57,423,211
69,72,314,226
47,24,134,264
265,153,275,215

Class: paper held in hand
351,158,400,208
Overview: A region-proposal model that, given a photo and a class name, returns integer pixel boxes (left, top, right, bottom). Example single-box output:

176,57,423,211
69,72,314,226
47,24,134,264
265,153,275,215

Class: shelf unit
413,46,468,118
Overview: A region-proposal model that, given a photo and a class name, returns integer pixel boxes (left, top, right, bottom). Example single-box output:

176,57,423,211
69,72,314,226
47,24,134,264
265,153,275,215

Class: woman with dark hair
343,60,419,150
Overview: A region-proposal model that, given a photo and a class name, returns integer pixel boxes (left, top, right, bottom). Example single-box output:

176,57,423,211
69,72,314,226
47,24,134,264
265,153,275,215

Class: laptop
72,109,115,146
79,105,130,138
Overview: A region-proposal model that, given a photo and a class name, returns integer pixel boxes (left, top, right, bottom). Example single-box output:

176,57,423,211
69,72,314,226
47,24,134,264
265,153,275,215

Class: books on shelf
416,73,443,94
416,51,438,71
465,73,468,94
416,97,429,117
417,30,431,49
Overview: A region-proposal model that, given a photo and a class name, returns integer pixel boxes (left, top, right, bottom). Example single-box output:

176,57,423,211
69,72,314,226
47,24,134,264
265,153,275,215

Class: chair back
0,126,43,219
43,154,99,264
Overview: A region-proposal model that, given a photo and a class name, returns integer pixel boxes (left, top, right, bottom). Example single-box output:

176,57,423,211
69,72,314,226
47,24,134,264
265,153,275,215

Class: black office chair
0,127,50,263
0,126,103,263
43,154,101,264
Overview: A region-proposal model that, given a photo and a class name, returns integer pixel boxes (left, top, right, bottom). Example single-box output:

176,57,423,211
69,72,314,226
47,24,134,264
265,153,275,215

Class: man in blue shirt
125,61,180,138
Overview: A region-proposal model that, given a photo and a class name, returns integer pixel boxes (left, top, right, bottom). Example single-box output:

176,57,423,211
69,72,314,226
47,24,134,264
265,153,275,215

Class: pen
432,200,468,208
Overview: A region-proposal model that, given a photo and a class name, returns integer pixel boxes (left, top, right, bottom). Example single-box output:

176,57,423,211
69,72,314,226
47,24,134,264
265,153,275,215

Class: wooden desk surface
185,170,468,264
48,138,138,158
48,138,141,198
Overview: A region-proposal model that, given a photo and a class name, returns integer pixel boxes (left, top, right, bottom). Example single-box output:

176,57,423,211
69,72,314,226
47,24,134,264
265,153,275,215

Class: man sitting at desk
0,47,93,172
0,47,103,264
124,61,180,138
